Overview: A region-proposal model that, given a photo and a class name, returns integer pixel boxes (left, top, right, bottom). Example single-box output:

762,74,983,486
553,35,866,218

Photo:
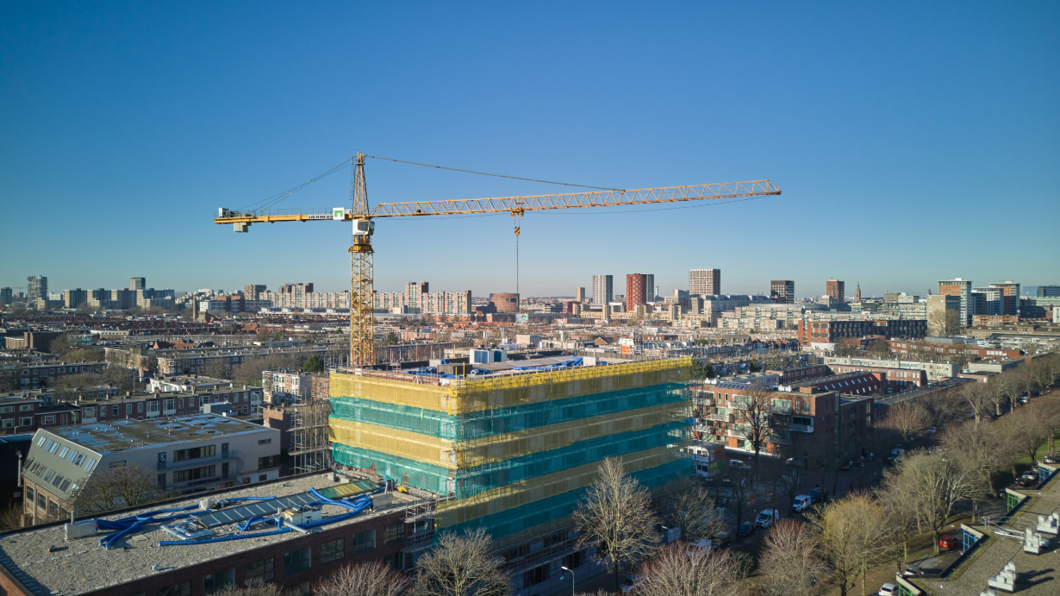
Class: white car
878,583,897,596
755,509,781,528
792,495,813,513
621,575,645,594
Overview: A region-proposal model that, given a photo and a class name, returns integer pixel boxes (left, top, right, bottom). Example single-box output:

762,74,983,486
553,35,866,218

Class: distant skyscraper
1039,286,1060,298
988,281,1021,315
770,280,794,304
575,287,586,302
0,288,12,306
592,275,613,306
626,274,648,307
826,280,845,302
644,274,655,302
129,277,146,291
939,278,973,326
689,269,721,296
27,276,47,300
244,284,266,300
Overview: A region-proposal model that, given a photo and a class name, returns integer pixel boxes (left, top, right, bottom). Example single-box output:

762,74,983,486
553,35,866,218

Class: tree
0,504,25,531
887,451,980,554
48,333,79,356
50,372,104,403
881,401,927,442
302,354,325,373
1004,404,1052,465
690,359,716,380
574,457,660,592
203,359,232,380
732,387,779,475
383,332,400,346
211,579,283,596
833,339,861,358
316,560,409,596
67,463,171,517
411,528,507,596
941,421,1009,495
876,479,919,573
101,364,137,394
1027,359,1057,396
758,519,825,596
811,494,890,596
866,339,891,359
664,482,725,543
928,309,963,337
0,365,24,392
960,382,991,425
636,543,745,596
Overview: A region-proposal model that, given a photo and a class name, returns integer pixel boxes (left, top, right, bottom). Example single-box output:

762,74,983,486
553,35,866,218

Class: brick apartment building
0,392,81,435
798,319,927,345
9,361,107,390
888,338,1022,361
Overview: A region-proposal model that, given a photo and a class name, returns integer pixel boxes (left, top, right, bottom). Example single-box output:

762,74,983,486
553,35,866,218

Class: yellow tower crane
215,153,781,367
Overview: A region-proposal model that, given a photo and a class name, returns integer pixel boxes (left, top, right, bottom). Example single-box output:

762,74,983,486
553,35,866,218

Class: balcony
789,423,814,433
708,413,734,423
693,397,714,407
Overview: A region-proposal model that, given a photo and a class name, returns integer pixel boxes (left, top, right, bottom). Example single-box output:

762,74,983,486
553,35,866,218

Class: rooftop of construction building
39,414,272,452
0,473,431,596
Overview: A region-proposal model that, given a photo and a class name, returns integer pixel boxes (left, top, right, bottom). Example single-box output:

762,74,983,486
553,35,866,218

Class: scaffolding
290,399,334,475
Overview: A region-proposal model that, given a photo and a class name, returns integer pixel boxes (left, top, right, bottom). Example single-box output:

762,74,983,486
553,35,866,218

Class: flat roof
0,473,426,596
44,414,272,453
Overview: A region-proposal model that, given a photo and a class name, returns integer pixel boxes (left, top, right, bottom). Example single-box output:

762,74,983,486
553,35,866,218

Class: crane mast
215,156,782,368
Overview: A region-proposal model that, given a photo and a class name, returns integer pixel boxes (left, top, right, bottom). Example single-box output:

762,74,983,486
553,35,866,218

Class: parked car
927,426,936,434
878,583,898,596
792,495,814,513
887,448,904,463
621,575,645,594
755,509,781,528
1042,455,1058,464
903,563,923,577
710,531,731,550
939,535,958,550
739,522,756,537
687,539,712,557
729,460,751,471
807,487,824,503
1016,476,1036,488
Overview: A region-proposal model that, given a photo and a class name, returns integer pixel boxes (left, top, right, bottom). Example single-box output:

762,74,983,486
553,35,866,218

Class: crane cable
237,159,351,211
366,155,622,191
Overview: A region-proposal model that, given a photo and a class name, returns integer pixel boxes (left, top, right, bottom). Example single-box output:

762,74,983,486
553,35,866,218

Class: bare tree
733,387,779,475
1004,404,1053,465
316,560,409,596
810,494,890,596
940,421,1009,495
960,382,992,425
928,309,963,337
636,543,745,596
67,463,171,517
0,504,26,531
574,457,660,592
876,480,918,573
887,451,981,554
880,402,926,442
411,528,507,596
212,579,283,596
758,519,826,596
665,481,726,543
1027,358,1057,397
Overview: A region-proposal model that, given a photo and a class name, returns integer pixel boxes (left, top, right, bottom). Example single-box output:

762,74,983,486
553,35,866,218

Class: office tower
626,274,648,307
989,281,1021,315
592,275,613,306
0,288,12,306
244,284,267,300
689,269,721,296
825,280,845,302
770,280,794,303
1039,286,1060,298
939,278,973,326
575,287,586,302
644,274,655,302
129,277,146,291
27,276,47,300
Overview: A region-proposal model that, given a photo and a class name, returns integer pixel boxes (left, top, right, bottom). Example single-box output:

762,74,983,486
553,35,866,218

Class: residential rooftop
0,472,428,596
43,414,271,453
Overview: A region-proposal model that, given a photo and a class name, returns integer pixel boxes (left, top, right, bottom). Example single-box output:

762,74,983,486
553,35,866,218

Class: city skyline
2,3,1058,297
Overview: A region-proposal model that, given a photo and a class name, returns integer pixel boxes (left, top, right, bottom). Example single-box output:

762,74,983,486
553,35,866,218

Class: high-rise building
27,276,47,300
62,289,87,309
489,292,520,313
0,288,12,305
689,269,721,296
592,275,613,306
644,274,655,302
826,280,845,302
575,287,586,302
626,274,648,307
939,278,973,326
244,284,266,300
1039,286,1060,298
989,281,1021,315
927,294,962,336
770,280,794,303
129,277,146,291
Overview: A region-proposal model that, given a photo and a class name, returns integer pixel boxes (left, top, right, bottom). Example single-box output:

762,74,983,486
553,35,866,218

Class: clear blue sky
2,2,1058,299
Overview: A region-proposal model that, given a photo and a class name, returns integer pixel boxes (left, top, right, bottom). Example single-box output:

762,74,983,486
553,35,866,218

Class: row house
0,391,81,435
77,386,263,423
10,361,107,389
888,338,1022,361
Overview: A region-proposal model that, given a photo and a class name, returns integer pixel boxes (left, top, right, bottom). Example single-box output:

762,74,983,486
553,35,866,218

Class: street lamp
560,565,574,596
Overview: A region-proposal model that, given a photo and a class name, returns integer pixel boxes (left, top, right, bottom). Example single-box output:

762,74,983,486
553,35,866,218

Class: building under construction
329,356,693,592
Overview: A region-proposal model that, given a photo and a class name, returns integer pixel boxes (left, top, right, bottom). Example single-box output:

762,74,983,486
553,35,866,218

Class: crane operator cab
353,219,375,238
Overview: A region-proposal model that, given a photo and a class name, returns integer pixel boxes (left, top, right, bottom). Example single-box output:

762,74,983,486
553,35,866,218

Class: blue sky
2,2,1057,299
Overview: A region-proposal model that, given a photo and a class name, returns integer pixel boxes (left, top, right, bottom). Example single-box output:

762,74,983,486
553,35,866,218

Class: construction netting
330,380,687,442
331,421,690,499
330,358,691,415
437,458,692,540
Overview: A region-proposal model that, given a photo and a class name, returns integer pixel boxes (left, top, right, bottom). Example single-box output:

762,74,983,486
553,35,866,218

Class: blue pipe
159,527,291,546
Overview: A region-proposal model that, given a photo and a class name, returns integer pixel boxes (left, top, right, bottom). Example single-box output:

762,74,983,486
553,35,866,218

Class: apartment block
826,279,845,302
592,274,613,306
798,319,927,345
939,278,973,326
770,280,794,303
689,269,721,296
626,273,648,307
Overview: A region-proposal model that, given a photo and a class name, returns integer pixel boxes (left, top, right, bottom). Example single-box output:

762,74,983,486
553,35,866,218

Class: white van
792,495,813,513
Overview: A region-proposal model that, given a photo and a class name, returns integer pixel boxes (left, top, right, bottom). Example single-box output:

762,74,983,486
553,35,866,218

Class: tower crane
215,153,781,367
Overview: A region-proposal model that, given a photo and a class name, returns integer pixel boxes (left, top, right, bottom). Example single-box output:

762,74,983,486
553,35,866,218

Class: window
258,474,267,482
125,404,132,415
25,487,34,504
37,493,46,509
203,568,235,594
246,558,274,583
148,401,159,412
351,529,376,554
258,438,272,445
43,470,55,482
158,582,191,596
284,547,311,575
58,447,69,459
111,405,118,416
136,402,143,413
46,440,57,453
384,523,405,544
37,437,45,446
173,465,216,483
321,538,344,563
258,455,279,469
1,419,11,429
42,416,55,425
84,406,96,417
0,407,12,414
84,457,96,471
178,398,184,409
174,445,215,462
